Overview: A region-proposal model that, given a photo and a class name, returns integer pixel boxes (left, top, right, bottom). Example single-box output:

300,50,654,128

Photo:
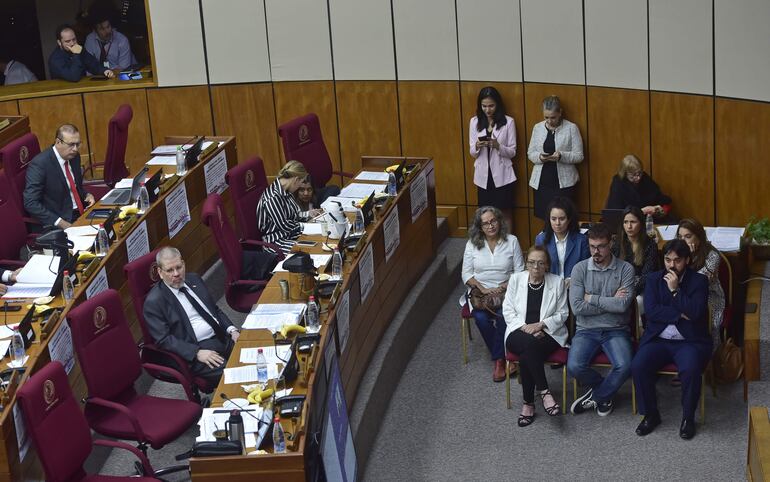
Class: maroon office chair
225,156,281,253
278,113,353,189
0,132,41,223
0,171,33,269
82,104,133,199
124,250,217,396
16,361,161,482
505,348,569,411
67,289,202,455
201,193,268,312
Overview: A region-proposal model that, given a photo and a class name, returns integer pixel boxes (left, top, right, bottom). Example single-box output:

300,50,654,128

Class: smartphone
0,305,21,312
296,240,317,247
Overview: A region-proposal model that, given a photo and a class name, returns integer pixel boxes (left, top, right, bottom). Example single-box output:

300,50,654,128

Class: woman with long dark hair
534,196,589,286
612,206,660,295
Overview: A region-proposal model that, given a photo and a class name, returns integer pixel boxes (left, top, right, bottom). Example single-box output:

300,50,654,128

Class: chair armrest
332,170,355,179
85,396,146,441
139,343,196,383
0,260,25,270
82,160,105,180
142,362,197,402
93,439,154,474
231,279,269,288
22,216,42,226
240,239,286,260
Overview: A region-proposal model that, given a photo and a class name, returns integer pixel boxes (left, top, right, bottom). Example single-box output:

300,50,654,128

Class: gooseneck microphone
219,393,267,426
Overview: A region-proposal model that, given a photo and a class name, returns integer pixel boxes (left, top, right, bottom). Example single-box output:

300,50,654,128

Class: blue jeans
567,328,633,403
472,308,505,361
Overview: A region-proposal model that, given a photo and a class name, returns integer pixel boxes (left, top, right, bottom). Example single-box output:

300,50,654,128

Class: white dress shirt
460,234,525,305
555,234,568,279
52,147,80,227
166,282,233,342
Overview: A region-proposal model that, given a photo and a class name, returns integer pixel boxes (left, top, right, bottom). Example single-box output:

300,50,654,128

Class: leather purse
175,440,243,460
468,286,505,314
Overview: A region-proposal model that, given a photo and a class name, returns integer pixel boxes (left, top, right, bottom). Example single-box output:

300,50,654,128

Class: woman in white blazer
527,95,584,220
502,245,569,427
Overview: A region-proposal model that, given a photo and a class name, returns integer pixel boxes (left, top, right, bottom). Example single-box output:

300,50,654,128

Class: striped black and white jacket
256,179,302,254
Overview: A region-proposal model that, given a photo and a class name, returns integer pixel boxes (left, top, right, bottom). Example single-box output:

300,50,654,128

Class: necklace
528,280,544,291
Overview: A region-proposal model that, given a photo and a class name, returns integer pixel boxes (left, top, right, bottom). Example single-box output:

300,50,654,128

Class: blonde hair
617,154,643,179
278,160,308,180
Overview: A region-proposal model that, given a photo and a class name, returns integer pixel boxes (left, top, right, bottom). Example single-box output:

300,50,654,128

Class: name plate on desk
81,257,101,282
118,216,138,237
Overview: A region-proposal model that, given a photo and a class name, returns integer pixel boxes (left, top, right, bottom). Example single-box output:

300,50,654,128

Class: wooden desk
0,116,30,152
0,136,236,481
190,157,437,481
0,75,156,102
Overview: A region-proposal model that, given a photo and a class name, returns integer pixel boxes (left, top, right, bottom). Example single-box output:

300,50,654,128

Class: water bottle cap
63,270,69,275
257,348,263,353
274,416,280,422
99,223,104,228
309,296,315,301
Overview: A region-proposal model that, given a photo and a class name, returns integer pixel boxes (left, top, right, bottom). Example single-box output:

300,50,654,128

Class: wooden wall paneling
398,81,465,205
83,90,153,176
586,86,650,215
210,83,281,171
460,82,527,208
512,206,531,250
146,86,214,147
528,208,542,246
715,97,770,226
651,92,714,224
18,94,90,160
335,81,401,176
272,81,341,173
0,101,19,116
523,83,589,215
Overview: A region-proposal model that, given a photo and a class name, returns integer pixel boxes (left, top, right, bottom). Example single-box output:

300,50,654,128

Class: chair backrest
0,132,41,212
0,170,28,260
718,250,732,306
123,249,161,344
67,289,141,400
225,156,268,241
201,193,244,300
278,113,332,188
17,361,92,482
102,104,132,186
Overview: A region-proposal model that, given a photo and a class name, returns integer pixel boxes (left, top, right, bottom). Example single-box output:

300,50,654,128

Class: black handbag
175,440,243,460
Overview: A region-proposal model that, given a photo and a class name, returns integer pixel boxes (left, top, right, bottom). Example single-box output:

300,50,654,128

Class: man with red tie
23,124,95,229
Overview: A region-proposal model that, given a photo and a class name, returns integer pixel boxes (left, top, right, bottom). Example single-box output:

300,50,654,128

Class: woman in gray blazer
502,245,569,426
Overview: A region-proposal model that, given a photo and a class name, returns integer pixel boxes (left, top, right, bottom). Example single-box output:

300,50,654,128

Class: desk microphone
219,393,267,426
322,230,332,251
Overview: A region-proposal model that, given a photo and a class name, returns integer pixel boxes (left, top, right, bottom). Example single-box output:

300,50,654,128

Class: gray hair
156,246,182,266
542,95,562,112
468,206,509,249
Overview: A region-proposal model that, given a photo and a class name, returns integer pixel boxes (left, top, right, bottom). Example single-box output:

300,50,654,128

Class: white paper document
85,267,109,299
223,364,279,384
242,313,302,332
359,244,374,302
354,171,390,182
239,345,292,365
706,226,744,252
0,340,11,357
125,220,150,263
302,223,324,235
338,183,385,200
2,284,53,299
383,207,400,262
657,225,678,241
16,255,59,285
152,141,217,156
273,254,331,272
114,176,147,189
65,225,100,237
204,151,228,195
196,405,264,443
69,235,96,253
146,156,178,166
165,182,191,238
410,170,428,222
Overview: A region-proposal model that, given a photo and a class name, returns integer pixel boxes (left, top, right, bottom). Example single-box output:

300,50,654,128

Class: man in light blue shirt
84,13,137,72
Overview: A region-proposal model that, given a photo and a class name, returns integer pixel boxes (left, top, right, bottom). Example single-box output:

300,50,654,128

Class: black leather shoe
635,414,661,436
679,419,696,439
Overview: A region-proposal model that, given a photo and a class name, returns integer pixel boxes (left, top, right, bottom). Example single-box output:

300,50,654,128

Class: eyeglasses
626,171,643,180
480,219,499,228
57,137,81,149
526,260,547,268
589,243,610,252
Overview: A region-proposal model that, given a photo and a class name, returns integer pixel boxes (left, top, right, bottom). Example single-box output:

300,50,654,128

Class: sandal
518,402,535,427
539,389,561,416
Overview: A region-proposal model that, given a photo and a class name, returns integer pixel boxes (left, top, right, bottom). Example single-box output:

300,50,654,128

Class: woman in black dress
606,155,673,221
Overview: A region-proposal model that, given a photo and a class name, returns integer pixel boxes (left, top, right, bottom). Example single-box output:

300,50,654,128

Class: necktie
63,162,84,215
99,41,108,64
179,286,227,341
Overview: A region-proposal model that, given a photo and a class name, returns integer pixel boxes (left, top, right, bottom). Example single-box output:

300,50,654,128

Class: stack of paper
706,226,744,252
354,171,390,182
196,405,264,447
151,141,218,155
3,255,58,298
657,225,679,241
241,303,306,332
338,182,386,200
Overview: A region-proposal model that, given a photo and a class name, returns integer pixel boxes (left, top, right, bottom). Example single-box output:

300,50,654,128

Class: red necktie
64,162,84,215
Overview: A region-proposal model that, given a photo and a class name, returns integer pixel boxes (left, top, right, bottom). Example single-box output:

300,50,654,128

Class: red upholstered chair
505,349,569,411
124,250,216,396
201,193,268,312
82,104,133,199
225,156,280,253
0,171,33,269
277,113,353,189
0,132,41,221
67,289,202,454
16,361,160,482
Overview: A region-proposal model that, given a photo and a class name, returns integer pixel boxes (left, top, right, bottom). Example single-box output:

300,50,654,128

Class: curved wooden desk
189,157,437,481
0,136,235,482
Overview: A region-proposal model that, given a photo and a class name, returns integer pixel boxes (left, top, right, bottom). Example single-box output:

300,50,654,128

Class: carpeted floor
362,283,747,482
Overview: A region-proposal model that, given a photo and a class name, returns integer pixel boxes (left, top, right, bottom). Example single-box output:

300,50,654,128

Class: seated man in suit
84,9,137,72
23,124,95,229
0,268,20,296
632,239,711,440
49,24,114,82
143,247,240,386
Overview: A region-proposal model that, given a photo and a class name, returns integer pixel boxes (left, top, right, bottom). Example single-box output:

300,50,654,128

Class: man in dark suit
23,124,95,229
143,247,240,386
49,24,114,82
632,239,711,440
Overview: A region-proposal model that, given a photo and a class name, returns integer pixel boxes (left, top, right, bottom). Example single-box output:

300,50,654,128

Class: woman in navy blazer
533,196,589,284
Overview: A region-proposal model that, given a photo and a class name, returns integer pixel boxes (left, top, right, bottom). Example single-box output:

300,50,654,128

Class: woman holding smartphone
527,95,584,220
469,86,517,223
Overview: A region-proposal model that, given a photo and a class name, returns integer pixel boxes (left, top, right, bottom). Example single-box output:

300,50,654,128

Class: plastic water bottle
273,416,286,453
256,348,268,384
176,145,186,176
646,213,655,239
353,207,365,234
62,270,75,302
331,248,343,280
96,224,110,256
10,327,25,366
306,296,320,332
137,182,150,214
387,171,397,196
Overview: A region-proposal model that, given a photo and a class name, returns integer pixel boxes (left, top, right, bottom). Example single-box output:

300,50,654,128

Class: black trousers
190,336,234,386
506,329,560,403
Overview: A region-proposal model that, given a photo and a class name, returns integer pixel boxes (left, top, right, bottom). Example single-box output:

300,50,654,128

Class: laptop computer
99,167,149,206
601,209,626,235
